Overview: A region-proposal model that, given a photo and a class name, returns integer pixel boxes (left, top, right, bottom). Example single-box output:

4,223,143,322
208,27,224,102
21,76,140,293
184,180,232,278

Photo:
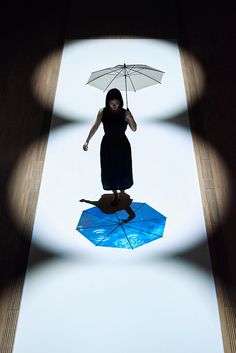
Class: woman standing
83,88,137,205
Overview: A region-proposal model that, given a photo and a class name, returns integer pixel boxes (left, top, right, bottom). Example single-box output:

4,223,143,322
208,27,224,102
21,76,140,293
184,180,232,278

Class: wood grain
179,44,234,353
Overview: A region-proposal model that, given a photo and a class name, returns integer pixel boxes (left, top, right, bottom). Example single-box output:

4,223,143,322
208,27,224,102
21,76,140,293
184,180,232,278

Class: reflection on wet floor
78,193,166,249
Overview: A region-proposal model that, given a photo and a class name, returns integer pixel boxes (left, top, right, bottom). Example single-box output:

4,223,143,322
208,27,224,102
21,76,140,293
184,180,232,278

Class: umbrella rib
90,65,121,74
128,65,165,73
95,224,121,246
85,210,117,223
128,67,162,84
120,224,134,249
128,66,146,75
127,216,166,224
86,67,122,85
115,212,133,249
127,72,136,92
131,203,146,213
130,203,166,218
77,224,116,230
103,67,124,92
123,223,164,236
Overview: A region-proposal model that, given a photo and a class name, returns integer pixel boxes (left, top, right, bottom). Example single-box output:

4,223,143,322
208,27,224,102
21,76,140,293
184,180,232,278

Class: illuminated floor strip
12,39,224,353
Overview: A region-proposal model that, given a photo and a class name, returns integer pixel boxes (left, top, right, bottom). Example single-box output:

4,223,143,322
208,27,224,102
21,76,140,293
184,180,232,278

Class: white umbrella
86,63,165,109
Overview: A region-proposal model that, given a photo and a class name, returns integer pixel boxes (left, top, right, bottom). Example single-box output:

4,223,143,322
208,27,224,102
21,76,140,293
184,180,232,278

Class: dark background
0,0,235,343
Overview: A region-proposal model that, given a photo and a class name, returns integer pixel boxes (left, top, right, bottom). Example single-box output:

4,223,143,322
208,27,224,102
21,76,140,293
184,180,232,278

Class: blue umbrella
76,202,166,249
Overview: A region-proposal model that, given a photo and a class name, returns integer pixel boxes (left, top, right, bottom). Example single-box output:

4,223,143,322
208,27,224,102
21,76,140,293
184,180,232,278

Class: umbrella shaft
124,67,128,109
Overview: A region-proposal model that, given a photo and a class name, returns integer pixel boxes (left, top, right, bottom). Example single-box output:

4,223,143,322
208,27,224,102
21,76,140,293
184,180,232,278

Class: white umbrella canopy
86,63,165,109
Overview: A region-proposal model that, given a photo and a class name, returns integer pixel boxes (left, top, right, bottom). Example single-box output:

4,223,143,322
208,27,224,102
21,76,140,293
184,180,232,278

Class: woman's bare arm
125,109,137,132
83,108,103,151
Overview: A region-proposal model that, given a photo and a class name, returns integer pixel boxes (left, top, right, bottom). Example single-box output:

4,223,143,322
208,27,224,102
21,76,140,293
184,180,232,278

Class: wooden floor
0,1,236,352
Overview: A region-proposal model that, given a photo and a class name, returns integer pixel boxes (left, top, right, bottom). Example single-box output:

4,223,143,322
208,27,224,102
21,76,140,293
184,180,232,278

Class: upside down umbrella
76,202,167,249
86,63,165,109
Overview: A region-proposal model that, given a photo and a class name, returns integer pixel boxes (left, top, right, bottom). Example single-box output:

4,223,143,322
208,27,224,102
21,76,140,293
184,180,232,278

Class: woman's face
109,99,120,111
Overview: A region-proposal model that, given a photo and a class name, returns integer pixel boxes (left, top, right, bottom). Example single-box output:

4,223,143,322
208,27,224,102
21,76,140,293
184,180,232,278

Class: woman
83,88,137,205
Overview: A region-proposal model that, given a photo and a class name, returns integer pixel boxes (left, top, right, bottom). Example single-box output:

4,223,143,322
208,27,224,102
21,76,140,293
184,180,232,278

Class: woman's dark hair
105,88,124,109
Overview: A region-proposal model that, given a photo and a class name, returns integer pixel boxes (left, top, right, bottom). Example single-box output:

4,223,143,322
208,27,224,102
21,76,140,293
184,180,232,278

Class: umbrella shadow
80,192,136,223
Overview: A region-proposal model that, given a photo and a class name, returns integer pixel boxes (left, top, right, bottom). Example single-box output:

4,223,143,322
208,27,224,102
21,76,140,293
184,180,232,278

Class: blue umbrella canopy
76,202,166,249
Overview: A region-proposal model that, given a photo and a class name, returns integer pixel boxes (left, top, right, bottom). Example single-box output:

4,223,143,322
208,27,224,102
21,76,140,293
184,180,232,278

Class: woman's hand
83,109,103,151
125,110,131,122
83,142,89,151
125,108,131,116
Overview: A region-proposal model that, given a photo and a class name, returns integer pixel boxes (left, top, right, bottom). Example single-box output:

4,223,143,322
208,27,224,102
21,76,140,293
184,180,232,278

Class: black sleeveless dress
100,107,133,190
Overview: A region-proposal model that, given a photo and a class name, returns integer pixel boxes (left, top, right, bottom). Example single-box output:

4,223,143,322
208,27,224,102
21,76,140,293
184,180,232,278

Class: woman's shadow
80,192,136,223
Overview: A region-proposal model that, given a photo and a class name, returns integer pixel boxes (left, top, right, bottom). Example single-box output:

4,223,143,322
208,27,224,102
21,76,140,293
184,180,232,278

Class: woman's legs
111,189,126,206
111,190,119,206
112,189,118,197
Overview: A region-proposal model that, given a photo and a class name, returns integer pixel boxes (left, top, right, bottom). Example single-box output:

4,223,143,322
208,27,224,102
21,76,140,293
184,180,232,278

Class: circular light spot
31,39,206,122
7,123,232,259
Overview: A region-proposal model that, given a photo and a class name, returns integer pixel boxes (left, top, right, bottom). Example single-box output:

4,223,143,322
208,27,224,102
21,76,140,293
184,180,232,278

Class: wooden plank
0,44,63,353
179,43,234,353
